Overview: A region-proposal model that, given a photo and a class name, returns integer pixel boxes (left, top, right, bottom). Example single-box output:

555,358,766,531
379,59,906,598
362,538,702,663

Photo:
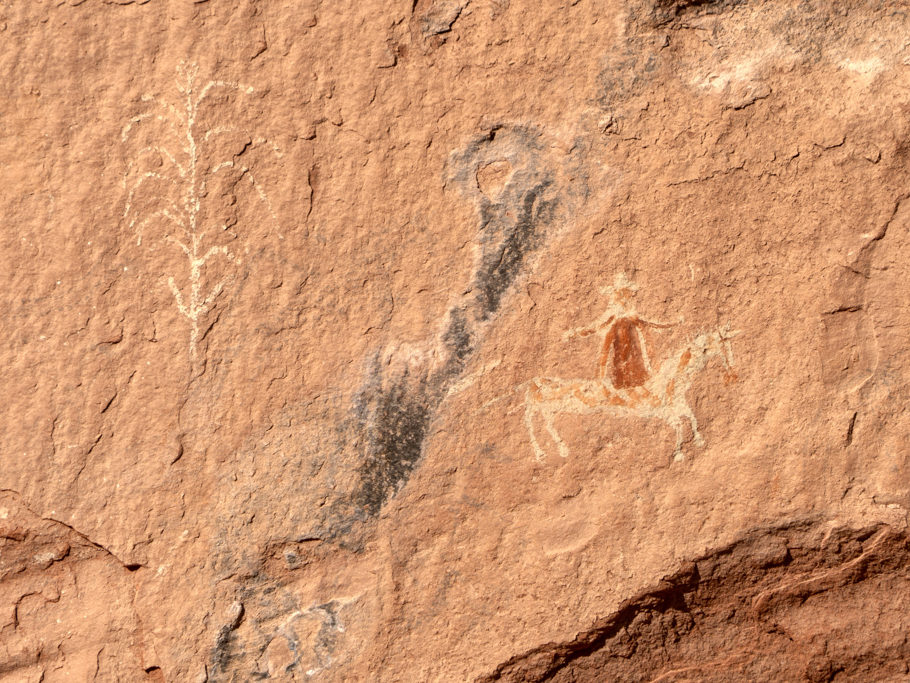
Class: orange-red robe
599,317,651,389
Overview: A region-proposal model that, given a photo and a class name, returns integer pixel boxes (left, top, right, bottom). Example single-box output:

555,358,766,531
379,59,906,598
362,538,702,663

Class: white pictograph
271,599,354,678
525,287,739,463
121,61,280,361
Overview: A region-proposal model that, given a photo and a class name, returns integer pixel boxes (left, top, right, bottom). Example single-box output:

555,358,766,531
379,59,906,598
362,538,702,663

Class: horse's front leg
672,418,686,463
686,406,705,447
524,400,546,462
543,409,570,459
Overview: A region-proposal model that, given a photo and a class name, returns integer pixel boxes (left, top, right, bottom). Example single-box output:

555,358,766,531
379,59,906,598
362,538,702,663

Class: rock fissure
479,522,910,682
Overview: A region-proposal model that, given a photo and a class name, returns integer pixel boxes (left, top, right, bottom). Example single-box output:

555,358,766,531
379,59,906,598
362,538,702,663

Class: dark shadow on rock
478,520,910,682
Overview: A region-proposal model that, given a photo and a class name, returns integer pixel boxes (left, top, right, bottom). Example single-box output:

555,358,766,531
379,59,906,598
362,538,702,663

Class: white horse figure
524,327,738,463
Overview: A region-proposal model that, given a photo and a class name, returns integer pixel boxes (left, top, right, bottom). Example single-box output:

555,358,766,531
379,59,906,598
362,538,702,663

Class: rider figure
563,273,670,391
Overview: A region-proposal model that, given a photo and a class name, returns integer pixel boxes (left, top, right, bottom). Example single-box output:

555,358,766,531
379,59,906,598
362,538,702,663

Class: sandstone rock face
1,0,909,680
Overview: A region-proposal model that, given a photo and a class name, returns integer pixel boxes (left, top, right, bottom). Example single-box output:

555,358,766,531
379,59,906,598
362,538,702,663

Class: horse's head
691,325,740,381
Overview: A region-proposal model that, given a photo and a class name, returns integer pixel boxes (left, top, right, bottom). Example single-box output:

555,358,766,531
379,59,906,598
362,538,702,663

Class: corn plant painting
121,60,279,363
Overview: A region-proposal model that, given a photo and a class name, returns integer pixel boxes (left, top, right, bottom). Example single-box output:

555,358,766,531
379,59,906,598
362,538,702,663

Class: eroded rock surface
1,0,909,680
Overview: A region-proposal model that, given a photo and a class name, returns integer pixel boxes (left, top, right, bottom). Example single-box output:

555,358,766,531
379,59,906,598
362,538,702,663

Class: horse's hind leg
524,401,547,462
669,405,704,463
543,410,570,459
672,419,686,463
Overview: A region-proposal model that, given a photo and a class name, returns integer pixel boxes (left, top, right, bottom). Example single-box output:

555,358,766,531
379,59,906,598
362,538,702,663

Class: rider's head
600,272,638,306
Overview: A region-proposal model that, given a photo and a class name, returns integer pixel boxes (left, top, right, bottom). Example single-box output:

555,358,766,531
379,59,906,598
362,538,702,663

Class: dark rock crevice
479,521,910,682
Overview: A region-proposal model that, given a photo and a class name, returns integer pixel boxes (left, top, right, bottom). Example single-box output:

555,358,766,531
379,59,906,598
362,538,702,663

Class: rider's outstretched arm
563,315,615,341
640,317,674,329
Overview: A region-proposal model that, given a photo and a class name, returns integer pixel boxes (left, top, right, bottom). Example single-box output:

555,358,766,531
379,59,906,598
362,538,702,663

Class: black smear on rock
209,122,574,675
474,180,556,319
453,125,563,319
442,306,474,367
350,309,475,520
353,364,436,518
347,124,565,520
209,629,237,678
210,129,586,680
209,608,245,679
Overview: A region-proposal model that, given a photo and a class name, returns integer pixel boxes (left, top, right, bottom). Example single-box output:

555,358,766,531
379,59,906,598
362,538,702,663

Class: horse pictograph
524,275,738,463
121,60,280,362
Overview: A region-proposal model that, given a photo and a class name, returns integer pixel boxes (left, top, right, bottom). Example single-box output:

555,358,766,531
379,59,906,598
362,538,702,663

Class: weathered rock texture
1,0,909,680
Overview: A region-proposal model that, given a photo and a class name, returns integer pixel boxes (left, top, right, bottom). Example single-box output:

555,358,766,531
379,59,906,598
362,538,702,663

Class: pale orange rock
1,0,909,680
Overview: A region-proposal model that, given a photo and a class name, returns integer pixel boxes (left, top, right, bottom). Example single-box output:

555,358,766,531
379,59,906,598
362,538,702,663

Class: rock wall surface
1,0,909,680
